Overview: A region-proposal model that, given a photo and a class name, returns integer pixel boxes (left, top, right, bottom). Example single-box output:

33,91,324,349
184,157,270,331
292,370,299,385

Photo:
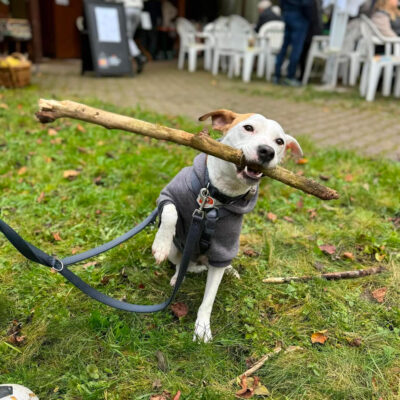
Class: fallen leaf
97,140,104,146
348,338,362,347
150,391,171,400
77,146,88,153
152,379,162,390
156,350,168,372
44,156,52,163
243,249,259,257
235,375,253,399
138,283,145,289
63,170,80,180
342,252,355,260
296,198,304,210
171,302,188,318
283,216,294,223
101,275,111,285
344,174,353,182
307,208,317,219
95,209,102,215
372,287,387,303
319,244,336,255
7,333,26,345
94,176,104,185
172,391,181,400
18,166,27,175
311,330,328,344
319,174,330,181
82,261,98,269
0,102,9,109
52,232,62,241
50,137,63,145
375,253,385,262
37,192,45,203
267,212,277,222
76,124,86,133
296,158,308,165
48,128,58,136
362,183,370,191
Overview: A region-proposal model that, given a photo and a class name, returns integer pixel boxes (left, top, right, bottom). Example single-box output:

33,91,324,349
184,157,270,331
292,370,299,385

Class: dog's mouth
236,165,264,182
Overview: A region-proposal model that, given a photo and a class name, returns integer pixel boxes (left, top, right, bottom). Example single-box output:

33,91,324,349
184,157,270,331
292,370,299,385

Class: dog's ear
198,109,238,132
285,134,303,157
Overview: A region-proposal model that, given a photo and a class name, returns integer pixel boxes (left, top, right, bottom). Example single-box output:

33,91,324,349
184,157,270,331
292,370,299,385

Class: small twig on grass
36,99,339,201
263,266,386,284
229,346,303,385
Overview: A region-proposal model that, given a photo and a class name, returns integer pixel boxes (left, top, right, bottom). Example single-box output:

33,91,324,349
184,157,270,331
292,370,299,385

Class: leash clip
52,257,64,272
193,187,211,218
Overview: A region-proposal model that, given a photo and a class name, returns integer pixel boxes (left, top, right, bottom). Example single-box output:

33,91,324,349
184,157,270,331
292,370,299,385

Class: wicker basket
0,53,31,88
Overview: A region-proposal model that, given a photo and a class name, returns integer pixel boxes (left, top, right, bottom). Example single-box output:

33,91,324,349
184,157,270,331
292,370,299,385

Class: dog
151,109,302,342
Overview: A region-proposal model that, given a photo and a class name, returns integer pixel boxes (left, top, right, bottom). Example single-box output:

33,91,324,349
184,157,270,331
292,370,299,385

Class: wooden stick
263,266,386,283
229,345,303,385
36,99,339,201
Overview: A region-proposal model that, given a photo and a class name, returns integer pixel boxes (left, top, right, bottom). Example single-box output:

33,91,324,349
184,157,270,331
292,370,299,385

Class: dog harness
157,153,259,267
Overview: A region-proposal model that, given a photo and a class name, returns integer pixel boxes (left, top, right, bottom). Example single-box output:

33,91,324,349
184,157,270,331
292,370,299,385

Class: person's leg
274,15,292,80
286,13,309,80
125,7,140,57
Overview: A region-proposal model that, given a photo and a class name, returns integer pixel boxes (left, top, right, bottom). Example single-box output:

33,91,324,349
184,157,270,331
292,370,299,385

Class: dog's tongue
245,166,263,179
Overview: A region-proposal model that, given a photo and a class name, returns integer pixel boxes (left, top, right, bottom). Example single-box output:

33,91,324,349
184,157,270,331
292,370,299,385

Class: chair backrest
258,21,284,51
360,14,387,44
341,18,362,53
359,15,378,60
229,14,254,34
329,7,349,50
176,17,197,46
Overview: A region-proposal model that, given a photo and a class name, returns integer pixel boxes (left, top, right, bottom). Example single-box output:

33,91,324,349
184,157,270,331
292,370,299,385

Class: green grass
0,86,399,400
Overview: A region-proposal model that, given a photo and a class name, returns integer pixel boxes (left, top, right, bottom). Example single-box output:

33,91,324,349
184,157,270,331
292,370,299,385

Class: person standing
274,0,312,86
122,0,147,73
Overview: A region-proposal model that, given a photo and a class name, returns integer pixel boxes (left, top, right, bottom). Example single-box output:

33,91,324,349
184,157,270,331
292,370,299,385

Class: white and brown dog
152,109,302,342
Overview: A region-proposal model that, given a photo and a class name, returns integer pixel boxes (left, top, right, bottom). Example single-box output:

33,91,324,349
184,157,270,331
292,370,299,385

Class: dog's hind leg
194,265,227,343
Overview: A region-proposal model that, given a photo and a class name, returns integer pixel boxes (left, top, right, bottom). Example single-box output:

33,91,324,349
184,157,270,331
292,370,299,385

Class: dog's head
199,109,303,185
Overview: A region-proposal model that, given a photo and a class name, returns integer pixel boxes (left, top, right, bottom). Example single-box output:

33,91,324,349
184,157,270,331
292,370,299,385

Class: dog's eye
275,138,284,145
243,125,254,132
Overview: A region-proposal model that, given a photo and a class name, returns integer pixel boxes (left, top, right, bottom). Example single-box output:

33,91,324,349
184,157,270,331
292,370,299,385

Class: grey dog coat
157,153,259,267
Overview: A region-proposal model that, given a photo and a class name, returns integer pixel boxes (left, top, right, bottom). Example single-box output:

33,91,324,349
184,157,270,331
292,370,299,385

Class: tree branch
263,266,386,283
36,99,339,201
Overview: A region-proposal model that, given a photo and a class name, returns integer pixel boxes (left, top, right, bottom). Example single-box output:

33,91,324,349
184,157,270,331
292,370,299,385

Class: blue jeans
275,10,309,80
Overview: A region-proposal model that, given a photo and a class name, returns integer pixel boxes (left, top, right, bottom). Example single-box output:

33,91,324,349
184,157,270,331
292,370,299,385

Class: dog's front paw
152,234,172,264
193,318,213,343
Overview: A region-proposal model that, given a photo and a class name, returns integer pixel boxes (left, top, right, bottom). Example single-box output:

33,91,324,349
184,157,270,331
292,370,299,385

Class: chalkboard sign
84,0,133,77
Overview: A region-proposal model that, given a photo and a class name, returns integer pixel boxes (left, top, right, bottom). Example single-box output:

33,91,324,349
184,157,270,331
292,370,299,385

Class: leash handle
0,208,205,313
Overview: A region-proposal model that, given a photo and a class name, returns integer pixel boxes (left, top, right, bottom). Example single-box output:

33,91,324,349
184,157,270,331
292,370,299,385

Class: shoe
282,78,302,87
272,76,281,85
134,54,147,74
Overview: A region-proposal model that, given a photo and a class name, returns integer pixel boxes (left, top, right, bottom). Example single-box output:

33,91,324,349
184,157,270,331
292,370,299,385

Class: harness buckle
52,257,64,272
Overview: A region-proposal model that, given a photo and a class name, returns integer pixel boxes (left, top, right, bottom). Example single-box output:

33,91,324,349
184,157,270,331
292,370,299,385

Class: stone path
34,60,400,160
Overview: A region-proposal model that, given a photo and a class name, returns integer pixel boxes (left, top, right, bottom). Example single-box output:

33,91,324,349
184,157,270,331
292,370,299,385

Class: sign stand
82,0,133,77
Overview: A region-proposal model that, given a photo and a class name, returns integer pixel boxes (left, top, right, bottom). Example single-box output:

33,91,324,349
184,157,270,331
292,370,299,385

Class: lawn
0,86,399,400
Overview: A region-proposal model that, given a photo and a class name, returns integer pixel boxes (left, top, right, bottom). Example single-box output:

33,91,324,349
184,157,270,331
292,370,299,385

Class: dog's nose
257,145,275,163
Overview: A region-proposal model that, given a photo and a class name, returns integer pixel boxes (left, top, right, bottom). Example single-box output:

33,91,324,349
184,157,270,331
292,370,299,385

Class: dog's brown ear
285,134,303,158
198,109,238,132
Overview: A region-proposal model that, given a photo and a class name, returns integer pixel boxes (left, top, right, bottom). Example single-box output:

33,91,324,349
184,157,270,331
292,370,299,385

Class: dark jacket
255,7,282,32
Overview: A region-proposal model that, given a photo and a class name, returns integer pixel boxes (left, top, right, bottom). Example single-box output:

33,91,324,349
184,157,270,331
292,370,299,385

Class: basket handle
10,52,28,62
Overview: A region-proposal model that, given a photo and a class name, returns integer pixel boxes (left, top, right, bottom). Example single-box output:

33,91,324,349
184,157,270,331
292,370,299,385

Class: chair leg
366,61,381,102
188,48,197,72
302,52,314,85
178,48,185,70
382,64,393,96
212,51,220,75
359,63,368,97
242,53,254,83
204,48,212,71
228,55,235,78
257,52,265,78
349,58,360,86
394,66,400,97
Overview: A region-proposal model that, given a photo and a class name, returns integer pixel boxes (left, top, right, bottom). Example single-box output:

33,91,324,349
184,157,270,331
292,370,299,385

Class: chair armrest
312,35,329,43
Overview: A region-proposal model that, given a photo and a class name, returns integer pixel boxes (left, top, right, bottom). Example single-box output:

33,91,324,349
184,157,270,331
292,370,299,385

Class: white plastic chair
256,21,284,81
177,18,212,72
302,7,350,86
359,15,400,101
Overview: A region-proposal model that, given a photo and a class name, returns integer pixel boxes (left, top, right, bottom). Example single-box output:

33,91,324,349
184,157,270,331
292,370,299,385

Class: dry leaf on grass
52,232,62,241
63,170,80,180
296,158,308,165
171,302,188,318
82,261,98,269
235,376,270,398
48,128,58,136
311,330,328,344
344,174,353,182
76,124,86,133
307,209,317,219
37,192,45,203
283,216,294,223
267,212,277,222
342,252,354,260
319,244,336,255
0,102,9,109
18,166,27,175
243,249,259,257
150,391,171,400
372,287,387,303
